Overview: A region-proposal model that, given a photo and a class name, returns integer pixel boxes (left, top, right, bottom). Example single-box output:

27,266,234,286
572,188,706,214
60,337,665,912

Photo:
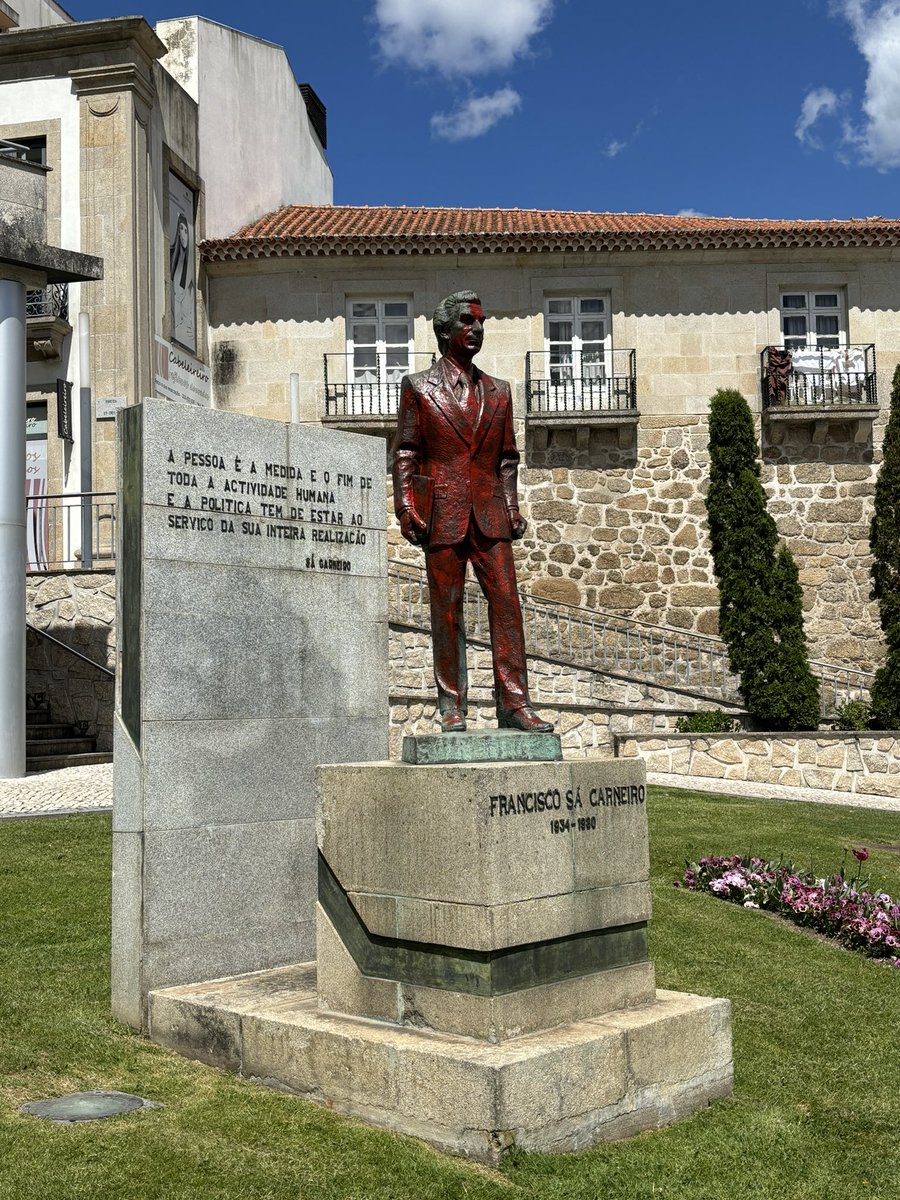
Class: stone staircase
387,558,874,718
25,694,112,773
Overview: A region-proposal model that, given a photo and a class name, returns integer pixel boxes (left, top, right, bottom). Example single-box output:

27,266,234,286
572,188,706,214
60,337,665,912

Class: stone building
3,5,331,761
0,5,330,559
203,206,900,675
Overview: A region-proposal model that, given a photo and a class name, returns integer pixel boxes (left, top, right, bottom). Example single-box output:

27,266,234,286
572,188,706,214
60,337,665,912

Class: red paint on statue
391,292,552,734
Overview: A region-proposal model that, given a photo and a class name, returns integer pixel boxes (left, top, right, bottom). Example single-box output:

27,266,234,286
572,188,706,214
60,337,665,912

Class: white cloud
677,208,711,217
839,0,900,168
430,88,522,141
374,0,553,77
799,3,900,168
600,112,653,161
795,86,842,148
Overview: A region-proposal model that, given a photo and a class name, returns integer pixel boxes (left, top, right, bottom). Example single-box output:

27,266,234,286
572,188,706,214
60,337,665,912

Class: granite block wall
616,732,899,800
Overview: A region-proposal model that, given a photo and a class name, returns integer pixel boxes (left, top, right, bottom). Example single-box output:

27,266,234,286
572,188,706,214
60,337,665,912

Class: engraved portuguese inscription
487,782,646,834
159,446,374,574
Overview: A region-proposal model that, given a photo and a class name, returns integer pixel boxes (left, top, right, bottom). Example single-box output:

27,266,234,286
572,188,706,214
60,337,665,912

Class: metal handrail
25,491,116,573
26,621,114,677
22,491,872,713
387,559,873,715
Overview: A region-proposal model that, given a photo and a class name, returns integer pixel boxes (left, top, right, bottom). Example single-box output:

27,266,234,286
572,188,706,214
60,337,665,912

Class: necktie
457,374,478,425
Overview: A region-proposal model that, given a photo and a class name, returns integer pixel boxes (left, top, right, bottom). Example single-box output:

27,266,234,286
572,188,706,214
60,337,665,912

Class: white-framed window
544,296,611,386
347,299,413,387
780,290,846,351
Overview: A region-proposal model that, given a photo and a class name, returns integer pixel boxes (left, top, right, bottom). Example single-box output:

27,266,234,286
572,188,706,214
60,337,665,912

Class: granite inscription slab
112,399,388,1030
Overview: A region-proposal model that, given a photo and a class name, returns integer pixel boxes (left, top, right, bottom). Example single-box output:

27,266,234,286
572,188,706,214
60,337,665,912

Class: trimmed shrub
706,389,820,731
869,364,900,728
675,711,740,734
832,699,872,732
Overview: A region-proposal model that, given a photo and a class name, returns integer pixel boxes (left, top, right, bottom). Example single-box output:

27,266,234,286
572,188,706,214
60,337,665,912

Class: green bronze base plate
402,729,562,765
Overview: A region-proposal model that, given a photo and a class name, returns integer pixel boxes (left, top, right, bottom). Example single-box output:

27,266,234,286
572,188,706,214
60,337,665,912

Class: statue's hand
399,507,428,545
510,512,527,540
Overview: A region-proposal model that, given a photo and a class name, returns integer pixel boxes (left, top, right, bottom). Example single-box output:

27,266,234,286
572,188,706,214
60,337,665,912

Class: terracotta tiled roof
202,205,900,260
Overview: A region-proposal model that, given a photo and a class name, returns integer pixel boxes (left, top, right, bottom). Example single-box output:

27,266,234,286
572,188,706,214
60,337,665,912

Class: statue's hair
433,290,482,352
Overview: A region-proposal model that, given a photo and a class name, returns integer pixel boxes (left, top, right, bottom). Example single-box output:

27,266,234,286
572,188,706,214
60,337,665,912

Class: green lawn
0,790,898,1200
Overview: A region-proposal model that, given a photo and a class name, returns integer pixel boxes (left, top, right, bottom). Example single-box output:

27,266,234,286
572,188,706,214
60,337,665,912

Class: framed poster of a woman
168,172,196,352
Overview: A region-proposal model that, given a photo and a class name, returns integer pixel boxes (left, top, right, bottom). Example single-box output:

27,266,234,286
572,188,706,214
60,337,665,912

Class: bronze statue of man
391,291,552,734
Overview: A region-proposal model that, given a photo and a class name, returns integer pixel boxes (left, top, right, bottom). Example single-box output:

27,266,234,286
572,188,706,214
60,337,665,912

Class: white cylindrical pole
0,278,27,778
290,372,300,424
78,312,92,568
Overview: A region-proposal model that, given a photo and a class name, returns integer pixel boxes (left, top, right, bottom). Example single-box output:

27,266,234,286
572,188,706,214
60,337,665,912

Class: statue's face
445,301,485,359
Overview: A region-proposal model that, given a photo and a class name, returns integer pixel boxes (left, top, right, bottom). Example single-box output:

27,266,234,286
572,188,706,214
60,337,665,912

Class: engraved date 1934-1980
550,816,597,835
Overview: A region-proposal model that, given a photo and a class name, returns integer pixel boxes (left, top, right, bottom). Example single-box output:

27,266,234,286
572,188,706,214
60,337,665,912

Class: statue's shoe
440,709,467,733
498,705,554,733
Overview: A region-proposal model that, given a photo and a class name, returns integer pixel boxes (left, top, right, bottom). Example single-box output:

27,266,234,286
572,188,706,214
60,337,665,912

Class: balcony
524,350,638,444
25,491,116,572
26,283,70,362
323,352,435,434
761,344,877,443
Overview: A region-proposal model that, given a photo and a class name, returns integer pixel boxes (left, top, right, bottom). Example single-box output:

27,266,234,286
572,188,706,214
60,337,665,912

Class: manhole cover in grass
20,1091,156,1123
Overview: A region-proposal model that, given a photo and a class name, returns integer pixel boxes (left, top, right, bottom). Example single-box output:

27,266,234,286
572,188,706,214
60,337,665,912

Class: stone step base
149,964,733,1163
26,736,97,756
27,751,112,773
26,723,89,741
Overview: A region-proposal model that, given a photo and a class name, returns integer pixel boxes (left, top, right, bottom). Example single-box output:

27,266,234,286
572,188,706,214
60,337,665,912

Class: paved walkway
648,771,900,812
0,760,896,819
0,762,112,818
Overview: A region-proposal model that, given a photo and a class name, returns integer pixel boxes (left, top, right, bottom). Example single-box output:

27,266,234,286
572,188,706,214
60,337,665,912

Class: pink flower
852,848,869,862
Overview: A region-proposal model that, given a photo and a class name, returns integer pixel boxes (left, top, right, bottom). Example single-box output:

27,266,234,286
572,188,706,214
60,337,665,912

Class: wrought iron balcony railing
761,344,877,409
525,349,637,417
25,491,115,572
323,353,436,420
26,283,69,322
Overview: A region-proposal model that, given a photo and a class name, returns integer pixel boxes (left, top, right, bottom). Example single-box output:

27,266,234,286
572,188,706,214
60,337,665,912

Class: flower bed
679,851,900,966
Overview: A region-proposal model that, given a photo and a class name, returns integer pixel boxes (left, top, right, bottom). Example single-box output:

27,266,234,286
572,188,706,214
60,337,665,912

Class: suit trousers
425,518,529,716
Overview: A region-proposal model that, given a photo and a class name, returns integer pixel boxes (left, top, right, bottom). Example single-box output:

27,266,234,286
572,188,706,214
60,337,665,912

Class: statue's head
433,290,484,355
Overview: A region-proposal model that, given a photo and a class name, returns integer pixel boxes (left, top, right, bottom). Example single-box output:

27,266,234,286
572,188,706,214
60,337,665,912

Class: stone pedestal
149,742,733,1160
316,755,655,1041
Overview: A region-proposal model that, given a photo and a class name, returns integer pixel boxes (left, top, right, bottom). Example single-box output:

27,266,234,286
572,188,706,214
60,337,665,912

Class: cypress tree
869,364,900,727
706,389,820,730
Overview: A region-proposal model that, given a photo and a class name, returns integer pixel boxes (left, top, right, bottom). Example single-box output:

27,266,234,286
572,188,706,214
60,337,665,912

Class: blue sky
77,0,900,219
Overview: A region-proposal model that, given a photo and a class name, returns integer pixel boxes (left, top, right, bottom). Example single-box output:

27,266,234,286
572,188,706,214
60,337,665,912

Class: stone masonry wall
209,251,898,678
388,412,884,673
25,571,116,750
617,732,899,802
389,626,739,760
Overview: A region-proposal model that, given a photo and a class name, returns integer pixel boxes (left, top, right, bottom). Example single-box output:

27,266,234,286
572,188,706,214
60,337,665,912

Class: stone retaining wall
616,732,899,801
388,626,735,759
389,413,884,673
389,627,733,712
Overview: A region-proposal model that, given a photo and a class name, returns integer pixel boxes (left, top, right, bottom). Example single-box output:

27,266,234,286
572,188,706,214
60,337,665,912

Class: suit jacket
391,358,521,547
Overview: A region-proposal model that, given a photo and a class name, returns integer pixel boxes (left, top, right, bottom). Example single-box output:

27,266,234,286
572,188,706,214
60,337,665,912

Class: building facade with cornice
203,205,900,675
0,5,331,562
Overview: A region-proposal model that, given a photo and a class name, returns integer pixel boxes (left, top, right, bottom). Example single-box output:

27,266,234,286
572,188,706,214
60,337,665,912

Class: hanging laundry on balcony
790,347,866,375
789,346,869,404
766,347,792,406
